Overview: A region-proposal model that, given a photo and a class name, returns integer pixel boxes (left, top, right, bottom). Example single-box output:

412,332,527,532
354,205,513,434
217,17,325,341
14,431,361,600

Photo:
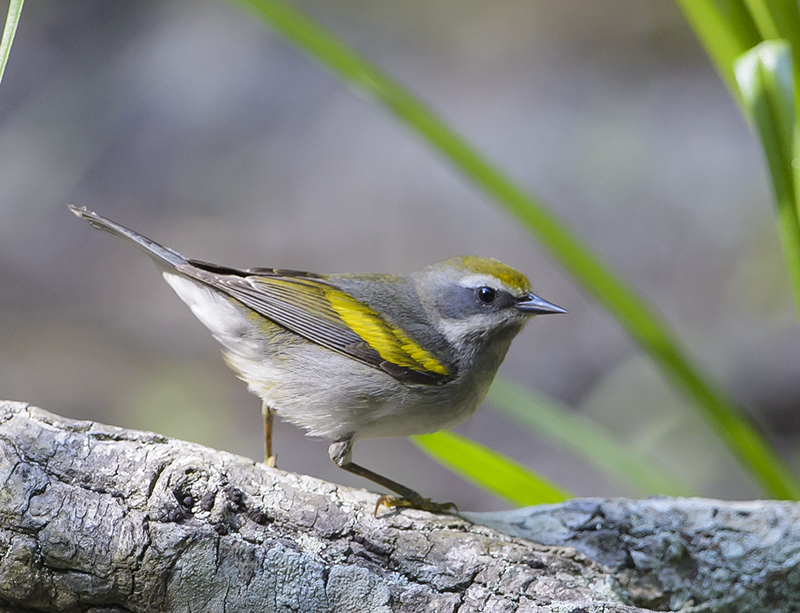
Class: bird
68,205,566,513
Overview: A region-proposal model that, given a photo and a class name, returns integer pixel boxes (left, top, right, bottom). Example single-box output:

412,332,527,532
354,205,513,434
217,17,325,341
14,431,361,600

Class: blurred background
1,0,798,510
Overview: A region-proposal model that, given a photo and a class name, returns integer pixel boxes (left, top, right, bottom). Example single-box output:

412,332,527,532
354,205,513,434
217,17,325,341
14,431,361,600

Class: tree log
467,497,800,611
0,400,795,612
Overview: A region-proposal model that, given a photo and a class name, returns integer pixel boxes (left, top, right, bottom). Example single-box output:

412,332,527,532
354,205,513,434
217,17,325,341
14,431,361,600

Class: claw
374,495,458,517
265,455,278,468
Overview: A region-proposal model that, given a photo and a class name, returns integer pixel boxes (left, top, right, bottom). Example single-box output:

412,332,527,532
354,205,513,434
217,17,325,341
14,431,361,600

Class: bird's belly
228,341,484,442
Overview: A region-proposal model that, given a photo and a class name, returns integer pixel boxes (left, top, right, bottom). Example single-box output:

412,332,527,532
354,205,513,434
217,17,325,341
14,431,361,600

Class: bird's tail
68,205,187,269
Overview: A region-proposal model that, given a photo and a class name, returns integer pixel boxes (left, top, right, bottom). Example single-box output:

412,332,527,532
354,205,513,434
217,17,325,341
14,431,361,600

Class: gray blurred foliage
1,0,798,510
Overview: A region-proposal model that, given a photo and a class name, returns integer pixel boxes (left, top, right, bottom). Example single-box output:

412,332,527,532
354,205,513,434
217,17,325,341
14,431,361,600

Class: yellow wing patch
325,288,450,376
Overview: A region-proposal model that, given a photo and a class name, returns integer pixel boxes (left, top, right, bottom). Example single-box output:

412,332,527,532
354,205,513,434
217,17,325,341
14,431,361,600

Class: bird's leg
328,438,457,516
263,404,277,467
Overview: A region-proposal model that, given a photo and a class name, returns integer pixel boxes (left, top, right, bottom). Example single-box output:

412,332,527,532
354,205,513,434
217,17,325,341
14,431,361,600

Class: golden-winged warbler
69,205,566,513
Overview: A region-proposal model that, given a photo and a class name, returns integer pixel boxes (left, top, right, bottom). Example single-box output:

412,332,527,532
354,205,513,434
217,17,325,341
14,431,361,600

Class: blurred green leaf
743,0,780,40
744,0,800,72
735,41,800,322
234,0,800,499
413,430,570,506
674,0,760,98
736,41,795,162
488,378,695,497
0,0,23,89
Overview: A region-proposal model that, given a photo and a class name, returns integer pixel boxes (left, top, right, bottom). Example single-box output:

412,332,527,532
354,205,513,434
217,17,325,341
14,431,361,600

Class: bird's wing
182,262,452,385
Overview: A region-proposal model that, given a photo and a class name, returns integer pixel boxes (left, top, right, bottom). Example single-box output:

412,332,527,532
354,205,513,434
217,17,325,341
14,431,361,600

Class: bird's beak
514,292,567,315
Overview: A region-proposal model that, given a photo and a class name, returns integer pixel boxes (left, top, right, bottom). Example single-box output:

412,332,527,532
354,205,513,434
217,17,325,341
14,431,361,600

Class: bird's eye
477,286,496,304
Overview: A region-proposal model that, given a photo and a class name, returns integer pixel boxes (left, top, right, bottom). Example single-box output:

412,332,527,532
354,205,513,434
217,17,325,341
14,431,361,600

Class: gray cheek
434,285,482,319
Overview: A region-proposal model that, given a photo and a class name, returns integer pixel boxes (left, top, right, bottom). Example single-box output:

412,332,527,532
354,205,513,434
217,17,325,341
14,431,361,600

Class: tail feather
68,205,187,269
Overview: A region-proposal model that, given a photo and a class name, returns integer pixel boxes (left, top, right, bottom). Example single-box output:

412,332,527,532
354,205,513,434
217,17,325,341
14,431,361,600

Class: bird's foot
265,454,278,468
374,495,457,517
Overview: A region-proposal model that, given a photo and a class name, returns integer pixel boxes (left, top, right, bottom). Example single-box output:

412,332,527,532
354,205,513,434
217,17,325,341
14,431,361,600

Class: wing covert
181,265,452,384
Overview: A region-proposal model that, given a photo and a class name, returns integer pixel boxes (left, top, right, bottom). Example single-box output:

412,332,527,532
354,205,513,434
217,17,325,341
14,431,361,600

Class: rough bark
0,401,795,612
467,498,800,612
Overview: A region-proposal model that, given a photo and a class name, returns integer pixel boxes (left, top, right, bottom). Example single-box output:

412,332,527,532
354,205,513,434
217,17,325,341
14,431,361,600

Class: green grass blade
673,0,760,98
745,0,800,58
735,41,800,323
740,1,800,116
487,378,695,497
233,0,800,499
743,0,780,40
412,430,570,506
0,0,24,89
